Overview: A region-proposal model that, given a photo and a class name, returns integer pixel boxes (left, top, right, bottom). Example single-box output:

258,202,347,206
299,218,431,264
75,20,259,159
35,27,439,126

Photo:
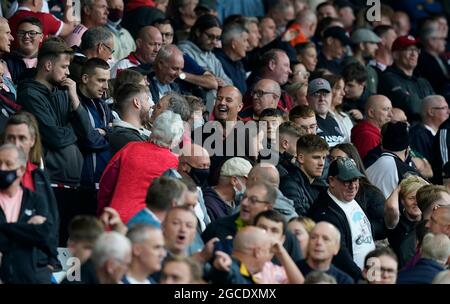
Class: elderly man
202,182,302,262
148,45,184,103
111,25,162,78
248,163,298,221
410,95,449,164
203,157,252,222
239,79,281,121
98,111,184,223
0,144,56,283
69,27,114,82
210,226,274,284
149,92,191,124
123,224,166,284
378,35,434,122
363,247,398,284
309,157,376,281
296,222,354,284
426,206,450,237
215,23,249,94
65,0,110,47
245,49,293,112
306,78,344,148
90,231,132,284
351,95,393,160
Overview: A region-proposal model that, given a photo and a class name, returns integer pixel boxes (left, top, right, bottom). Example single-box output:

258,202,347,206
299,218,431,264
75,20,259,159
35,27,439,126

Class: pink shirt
0,188,24,223
65,24,88,47
253,261,288,284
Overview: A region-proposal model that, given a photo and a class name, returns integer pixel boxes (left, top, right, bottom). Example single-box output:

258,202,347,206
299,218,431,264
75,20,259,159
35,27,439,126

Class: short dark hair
294,42,316,56
17,16,42,30
254,210,287,234
342,62,367,84
297,134,329,154
191,14,222,42
364,247,398,269
37,37,74,65
68,215,104,243
259,108,284,119
373,25,394,38
260,49,286,68
113,69,146,94
146,177,187,211
81,57,110,76
289,105,315,121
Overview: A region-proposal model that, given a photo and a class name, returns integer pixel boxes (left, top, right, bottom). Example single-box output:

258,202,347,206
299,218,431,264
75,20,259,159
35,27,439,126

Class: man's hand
27,215,47,225
348,109,363,121
99,207,127,235
199,237,219,263
60,78,80,110
215,77,227,88
213,251,232,272
95,128,106,136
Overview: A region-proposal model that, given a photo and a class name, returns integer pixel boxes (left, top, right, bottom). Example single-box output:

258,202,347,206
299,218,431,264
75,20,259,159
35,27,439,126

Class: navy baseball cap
323,26,353,46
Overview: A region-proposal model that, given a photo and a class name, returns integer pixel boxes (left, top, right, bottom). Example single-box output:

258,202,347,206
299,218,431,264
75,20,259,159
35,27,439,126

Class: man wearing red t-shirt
8,0,74,42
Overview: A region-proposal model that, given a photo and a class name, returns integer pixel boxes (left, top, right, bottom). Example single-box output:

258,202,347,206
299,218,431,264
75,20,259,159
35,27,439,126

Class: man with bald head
148,45,185,103
410,95,449,164
248,163,298,220
111,25,162,77
210,226,273,283
240,79,281,121
351,94,393,160
296,222,354,284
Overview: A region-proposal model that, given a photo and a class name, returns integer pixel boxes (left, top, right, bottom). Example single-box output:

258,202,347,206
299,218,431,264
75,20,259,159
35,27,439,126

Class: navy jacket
78,89,113,188
296,259,354,284
410,123,434,163
0,188,56,283
214,48,247,94
397,258,446,284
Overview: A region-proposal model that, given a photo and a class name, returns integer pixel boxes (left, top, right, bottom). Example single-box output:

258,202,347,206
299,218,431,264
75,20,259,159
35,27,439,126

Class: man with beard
16,37,91,244
346,28,381,95
107,83,153,156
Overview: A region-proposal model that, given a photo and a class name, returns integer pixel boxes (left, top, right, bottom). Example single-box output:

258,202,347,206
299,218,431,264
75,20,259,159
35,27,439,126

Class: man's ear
237,101,243,112
44,60,53,72
81,73,89,85
268,59,277,71
230,176,239,187
297,152,305,164
132,97,141,109
280,137,289,151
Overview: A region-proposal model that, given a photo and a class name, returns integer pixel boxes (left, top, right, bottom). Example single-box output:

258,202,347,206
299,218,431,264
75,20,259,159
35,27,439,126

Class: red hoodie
125,0,155,11
351,120,381,160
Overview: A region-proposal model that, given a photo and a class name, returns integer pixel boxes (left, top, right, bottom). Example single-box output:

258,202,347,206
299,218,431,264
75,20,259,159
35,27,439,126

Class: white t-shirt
124,275,151,284
329,191,375,269
366,154,398,198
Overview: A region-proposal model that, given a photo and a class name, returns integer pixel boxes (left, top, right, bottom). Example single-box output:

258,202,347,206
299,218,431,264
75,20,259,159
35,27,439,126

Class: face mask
192,111,204,130
108,8,123,24
0,169,18,190
233,177,246,204
188,166,210,187
148,95,155,119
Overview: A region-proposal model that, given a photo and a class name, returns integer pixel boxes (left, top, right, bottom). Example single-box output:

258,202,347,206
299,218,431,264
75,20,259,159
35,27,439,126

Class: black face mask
0,169,18,190
188,165,210,187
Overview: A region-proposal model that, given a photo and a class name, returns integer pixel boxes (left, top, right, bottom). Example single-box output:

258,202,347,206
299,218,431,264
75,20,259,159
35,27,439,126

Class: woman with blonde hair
384,174,429,267
288,216,316,258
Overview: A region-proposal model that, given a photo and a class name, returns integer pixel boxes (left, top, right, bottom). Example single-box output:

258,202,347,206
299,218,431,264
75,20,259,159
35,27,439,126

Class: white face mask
192,110,204,130
233,177,247,203
148,95,155,119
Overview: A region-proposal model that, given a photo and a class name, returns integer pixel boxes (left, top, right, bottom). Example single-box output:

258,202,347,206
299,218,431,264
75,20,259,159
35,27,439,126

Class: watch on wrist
179,72,186,80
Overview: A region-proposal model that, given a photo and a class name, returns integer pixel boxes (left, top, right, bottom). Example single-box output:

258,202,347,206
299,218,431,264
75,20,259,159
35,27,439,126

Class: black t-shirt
296,259,354,284
316,114,345,148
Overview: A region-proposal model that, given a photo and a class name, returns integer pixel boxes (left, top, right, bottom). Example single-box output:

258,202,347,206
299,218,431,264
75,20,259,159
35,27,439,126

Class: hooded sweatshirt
351,120,381,160
17,79,91,186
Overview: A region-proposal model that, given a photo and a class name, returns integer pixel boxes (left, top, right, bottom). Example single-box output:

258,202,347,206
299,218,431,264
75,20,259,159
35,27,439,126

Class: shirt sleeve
183,54,205,75
45,13,64,36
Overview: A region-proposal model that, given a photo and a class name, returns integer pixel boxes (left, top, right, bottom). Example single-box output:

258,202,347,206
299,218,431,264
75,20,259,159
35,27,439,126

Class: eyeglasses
102,43,115,54
311,91,330,98
251,89,279,99
17,30,42,38
161,32,174,38
338,178,359,187
242,194,270,205
204,32,221,41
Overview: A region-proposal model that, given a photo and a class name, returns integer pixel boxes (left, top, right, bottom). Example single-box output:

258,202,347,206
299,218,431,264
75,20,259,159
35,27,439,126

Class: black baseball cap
323,26,353,46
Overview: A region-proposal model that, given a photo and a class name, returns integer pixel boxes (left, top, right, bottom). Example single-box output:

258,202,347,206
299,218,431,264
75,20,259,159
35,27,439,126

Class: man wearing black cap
366,121,419,198
308,157,376,281
378,35,434,122
316,26,352,74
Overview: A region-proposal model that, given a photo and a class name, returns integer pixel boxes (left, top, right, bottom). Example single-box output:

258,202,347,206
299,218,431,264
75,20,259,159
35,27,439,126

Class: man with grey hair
416,20,450,100
397,233,450,284
123,224,166,284
215,23,249,94
296,222,354,284
65,0,110,47
69,26,114,81
239,78,281,121
111,25,163,78
150,92,191,125
148,45,184,103
90,231,132,284
410,95,449,163
98,111,184,223
0,143,56,283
